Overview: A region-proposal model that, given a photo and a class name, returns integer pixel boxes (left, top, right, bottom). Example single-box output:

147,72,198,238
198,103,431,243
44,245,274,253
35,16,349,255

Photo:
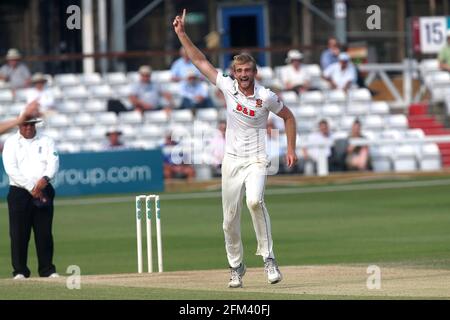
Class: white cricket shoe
264,258,282,284
228,263,246,288
13,274,26,280
48,273,60,278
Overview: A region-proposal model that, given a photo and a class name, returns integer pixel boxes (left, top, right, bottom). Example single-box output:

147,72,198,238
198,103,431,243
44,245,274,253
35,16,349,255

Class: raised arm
173,9,218,84
0,100,39,135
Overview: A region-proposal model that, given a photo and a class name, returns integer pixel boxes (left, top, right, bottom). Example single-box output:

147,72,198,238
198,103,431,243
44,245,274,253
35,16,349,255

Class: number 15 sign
414,16,448,54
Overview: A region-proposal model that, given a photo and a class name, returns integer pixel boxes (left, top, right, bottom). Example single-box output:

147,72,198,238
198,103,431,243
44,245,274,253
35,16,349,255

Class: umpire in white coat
2,115,59,279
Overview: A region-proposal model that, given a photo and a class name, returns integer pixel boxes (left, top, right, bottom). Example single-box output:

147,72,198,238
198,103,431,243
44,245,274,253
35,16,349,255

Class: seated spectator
179,70,213,110
301,119,337,174
26,73,55,116
103,127,128,150
280,50,311,94
129,65,173,114
323,53,357,92
209,120,226,176
320,37,340,70
345,119,370,171
171,47,202,82
162,132,195,181
0,48,31,92
340,45,372,94
438,30,450,72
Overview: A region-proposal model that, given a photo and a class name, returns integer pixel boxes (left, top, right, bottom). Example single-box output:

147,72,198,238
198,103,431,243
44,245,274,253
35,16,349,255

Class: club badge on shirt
255,99,263,108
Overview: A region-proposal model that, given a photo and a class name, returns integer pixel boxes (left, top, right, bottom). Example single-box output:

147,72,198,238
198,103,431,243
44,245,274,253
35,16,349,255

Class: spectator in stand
171,47,202,82
26,73,55,116
103,127,128,151
129,65,173,114
162,132,195,181
323,53,357,92
209,120,227,176
320,37,340,70
438,30,450,72
340,45,373,95
179,70,213,109
280,50,311,94
301,119,337,174
345,119,370,171
0,49,31,92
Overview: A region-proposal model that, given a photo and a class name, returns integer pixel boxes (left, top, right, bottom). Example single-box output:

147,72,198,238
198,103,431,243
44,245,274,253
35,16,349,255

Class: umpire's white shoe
228,263,246,288
264,258,282,284
48,273,60,278
13,274,26,280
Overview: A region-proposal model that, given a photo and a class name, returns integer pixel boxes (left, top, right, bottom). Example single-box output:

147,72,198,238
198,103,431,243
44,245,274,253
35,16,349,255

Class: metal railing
358,59,419,110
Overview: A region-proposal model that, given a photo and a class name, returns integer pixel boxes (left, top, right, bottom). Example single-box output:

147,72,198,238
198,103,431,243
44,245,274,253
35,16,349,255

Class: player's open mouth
239,78,250,85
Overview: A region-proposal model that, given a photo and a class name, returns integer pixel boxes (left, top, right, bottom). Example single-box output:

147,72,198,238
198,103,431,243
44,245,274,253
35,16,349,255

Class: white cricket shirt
280,64,311,88
322,62,357,90
304,131,334,161
2,132,59,192
215,73,283,158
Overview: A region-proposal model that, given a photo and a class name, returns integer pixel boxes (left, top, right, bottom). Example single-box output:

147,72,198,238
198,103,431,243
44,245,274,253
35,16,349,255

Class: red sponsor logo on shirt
236,104,255,117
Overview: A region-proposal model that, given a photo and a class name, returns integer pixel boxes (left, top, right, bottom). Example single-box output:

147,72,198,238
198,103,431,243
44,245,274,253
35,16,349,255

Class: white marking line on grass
47,178,450,206
1,178,450,208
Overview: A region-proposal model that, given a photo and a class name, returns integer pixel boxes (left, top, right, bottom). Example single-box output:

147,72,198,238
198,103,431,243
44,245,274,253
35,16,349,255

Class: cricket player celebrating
173,9,298,288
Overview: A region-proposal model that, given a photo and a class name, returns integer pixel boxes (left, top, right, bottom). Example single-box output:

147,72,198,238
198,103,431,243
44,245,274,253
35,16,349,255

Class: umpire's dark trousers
7,185,56,278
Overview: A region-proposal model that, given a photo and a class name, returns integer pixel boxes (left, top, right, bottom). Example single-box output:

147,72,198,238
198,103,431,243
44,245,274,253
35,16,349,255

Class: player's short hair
231,53,257,72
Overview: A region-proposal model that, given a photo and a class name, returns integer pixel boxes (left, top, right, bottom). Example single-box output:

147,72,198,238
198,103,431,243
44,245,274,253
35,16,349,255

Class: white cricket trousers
221,154,275,268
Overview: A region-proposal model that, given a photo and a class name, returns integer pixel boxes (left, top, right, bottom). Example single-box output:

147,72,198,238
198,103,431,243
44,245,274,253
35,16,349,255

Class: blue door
220,4,268,69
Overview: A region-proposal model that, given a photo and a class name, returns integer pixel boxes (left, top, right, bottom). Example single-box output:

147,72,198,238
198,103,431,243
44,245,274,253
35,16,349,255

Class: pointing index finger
182,8,186,22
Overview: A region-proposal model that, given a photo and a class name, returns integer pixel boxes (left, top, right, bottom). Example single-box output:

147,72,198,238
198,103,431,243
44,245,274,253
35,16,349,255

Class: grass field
1,176,450,299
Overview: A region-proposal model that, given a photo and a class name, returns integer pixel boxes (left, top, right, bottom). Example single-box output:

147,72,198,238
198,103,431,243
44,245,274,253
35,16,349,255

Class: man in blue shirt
171,47,202,82
320,37,340,70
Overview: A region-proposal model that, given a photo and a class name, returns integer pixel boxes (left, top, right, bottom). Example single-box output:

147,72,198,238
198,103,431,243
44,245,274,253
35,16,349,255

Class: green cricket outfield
1,175,450,299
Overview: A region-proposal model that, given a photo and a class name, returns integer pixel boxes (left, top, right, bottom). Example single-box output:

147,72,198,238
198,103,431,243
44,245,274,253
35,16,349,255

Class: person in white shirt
209,120,227,176
26,73,55,115
174,9,298,288
301,119,335,174
323,53,357,92
2,115,59,279
280,49,311,94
